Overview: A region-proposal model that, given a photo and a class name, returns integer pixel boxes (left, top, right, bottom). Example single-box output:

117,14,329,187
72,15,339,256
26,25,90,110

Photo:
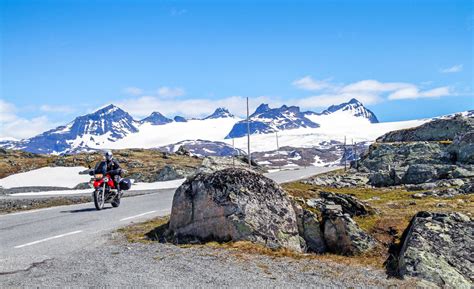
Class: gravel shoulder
1,230,418,288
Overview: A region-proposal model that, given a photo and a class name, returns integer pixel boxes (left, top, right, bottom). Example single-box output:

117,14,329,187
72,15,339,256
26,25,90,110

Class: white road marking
14,230,83,249
120,210,157,221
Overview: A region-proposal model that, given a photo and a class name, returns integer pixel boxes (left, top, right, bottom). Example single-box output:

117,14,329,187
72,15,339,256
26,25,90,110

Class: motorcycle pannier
119,178,132,191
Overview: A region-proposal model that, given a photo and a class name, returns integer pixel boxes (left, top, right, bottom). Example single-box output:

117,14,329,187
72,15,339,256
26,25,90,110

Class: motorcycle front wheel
93,188,105,210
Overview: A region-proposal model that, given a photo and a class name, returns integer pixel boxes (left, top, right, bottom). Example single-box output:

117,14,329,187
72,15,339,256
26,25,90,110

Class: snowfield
0,167,90,189
105,117,241,149
89,109,428,154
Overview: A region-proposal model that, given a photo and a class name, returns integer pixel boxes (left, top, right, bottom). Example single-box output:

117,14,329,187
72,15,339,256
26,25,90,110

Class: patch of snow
0,167,90,189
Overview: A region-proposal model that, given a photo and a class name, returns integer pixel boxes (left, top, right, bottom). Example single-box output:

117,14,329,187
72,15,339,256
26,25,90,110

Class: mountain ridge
1,99,382,154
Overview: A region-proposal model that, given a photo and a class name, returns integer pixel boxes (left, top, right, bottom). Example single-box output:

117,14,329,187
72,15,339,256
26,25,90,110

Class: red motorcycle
90,172,122,210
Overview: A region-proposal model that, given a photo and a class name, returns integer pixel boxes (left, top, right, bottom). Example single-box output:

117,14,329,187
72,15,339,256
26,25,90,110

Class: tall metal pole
276,131,280,170
354,140,358,171
343,136,347,171
246,97,251,167
232,138,235,167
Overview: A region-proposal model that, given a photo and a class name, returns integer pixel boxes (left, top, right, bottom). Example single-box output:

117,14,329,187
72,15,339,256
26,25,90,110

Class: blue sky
1,0,473,139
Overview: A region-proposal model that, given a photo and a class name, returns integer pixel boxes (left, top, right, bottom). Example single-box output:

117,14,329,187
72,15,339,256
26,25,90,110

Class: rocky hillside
0,148,202,182
358,115,473,189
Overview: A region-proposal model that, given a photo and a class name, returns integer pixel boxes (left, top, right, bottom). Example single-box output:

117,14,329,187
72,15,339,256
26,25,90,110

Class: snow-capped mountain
315,98,379,123
226,104,319,138
2,105,139,154
204,107,234,119
140,112,173,125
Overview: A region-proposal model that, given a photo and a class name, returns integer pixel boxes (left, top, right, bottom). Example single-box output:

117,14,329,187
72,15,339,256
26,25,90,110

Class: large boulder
168,168,302,252
322,206,376,255
397,211,473,287
377,115,474,143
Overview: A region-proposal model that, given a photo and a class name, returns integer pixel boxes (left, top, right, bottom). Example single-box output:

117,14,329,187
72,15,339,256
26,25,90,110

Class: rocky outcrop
168,168,302,252
376,115,473,143
303,171,370,188
396,211,473,288
155,165,196,181
319,191,376,217
358,115,474,188
322,205,377,256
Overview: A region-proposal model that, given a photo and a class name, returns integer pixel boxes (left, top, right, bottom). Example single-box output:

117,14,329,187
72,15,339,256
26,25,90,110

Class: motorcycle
88,171,122,210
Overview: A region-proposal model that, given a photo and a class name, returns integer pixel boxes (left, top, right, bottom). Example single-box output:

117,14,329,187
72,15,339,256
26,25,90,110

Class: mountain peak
204,107,234,119
227,103,319,138
322,98,379,123
94,104,122,115
140,111,172,125
348,98,362,105
254,103,270,114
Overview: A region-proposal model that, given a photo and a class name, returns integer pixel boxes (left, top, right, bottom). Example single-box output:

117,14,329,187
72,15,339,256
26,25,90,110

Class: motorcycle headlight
103,177,109,182
94,174,103,179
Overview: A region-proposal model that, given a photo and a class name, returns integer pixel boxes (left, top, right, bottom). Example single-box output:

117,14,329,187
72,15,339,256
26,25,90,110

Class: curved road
0,166,339,273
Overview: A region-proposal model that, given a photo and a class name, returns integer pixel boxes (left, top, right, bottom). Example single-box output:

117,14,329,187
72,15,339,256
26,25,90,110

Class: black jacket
94,159,122,176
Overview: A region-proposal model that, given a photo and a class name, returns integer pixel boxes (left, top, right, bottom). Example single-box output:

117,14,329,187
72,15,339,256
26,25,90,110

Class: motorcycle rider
93,151,122,192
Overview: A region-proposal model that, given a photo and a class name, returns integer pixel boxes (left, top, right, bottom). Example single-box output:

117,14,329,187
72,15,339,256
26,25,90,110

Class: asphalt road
0,166,339,273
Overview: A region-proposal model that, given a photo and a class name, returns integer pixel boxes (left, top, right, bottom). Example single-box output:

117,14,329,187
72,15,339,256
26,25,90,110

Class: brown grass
117,215,169,243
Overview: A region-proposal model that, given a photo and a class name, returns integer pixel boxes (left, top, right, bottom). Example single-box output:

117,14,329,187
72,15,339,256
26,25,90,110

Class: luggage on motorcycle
119,178,132,190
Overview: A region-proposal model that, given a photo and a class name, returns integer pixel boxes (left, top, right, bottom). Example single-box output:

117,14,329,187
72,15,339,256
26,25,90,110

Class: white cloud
123,86,144,96
296,92,382,108
39,105,75,113
157,86,185,98
341,80,414,93
388,86,451,100
440,64,463,73
115,95,277,119
0,100,59,139
292,76,331,91
292,77,454,106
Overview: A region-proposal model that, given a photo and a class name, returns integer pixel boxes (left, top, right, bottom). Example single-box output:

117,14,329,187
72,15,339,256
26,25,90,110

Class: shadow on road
60,207,111,213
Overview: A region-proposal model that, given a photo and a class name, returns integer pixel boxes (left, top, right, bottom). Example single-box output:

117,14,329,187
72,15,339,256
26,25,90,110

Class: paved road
0,166,339,273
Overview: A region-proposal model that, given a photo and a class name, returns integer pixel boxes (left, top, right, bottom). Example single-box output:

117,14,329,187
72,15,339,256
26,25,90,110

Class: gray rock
402,164,437,184
397,211,473,287
73,182,91,189
168,168,302,252
175,145,191,156
450,131,474,164
460,179,474,194
319,191,376,217
196,156,261,174
322,208,376,255
155,165,195,181
293,207,326,253
377,115,474,143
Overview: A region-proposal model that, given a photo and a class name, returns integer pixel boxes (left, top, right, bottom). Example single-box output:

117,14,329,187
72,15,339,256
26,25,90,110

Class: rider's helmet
105,151,113,161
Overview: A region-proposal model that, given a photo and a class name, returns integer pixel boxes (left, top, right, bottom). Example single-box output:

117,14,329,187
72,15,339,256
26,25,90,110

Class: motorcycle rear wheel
93,189,105,210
